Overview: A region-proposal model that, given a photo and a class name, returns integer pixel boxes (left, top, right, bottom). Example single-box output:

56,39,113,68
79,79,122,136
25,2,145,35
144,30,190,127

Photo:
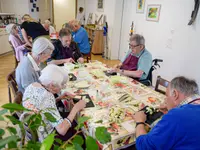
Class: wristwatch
135,122,145,127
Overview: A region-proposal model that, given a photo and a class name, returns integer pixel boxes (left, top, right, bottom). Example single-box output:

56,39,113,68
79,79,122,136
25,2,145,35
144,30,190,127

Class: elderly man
113,34,152,80
16,37,54,93
48,28,84,65
134,76,200,149
43,20,56,35
69,20,90,54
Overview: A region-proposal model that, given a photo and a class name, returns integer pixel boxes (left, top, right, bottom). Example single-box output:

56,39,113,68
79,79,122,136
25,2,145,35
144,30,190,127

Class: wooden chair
12,91,23,120
155,76,170,95
8,41,19,68
7,69,18,103
83,38,93,63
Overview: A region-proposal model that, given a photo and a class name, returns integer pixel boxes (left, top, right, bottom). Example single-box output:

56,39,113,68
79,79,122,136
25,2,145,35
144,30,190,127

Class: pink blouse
9,34,26,61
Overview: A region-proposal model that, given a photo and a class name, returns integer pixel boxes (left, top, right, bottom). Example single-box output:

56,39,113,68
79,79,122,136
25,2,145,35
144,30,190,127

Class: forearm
121,70,143,78
48,59,66,65
136,124,147,138
67,107,78,122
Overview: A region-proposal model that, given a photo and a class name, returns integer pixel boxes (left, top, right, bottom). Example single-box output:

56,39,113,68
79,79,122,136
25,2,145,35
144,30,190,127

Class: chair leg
8,86,12,103
87,57,89,63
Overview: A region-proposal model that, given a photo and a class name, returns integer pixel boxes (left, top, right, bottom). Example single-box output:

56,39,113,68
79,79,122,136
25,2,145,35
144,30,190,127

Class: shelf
0,13,15,16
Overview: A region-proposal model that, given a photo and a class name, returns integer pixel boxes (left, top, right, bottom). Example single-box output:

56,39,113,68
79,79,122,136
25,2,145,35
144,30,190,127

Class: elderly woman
22,64,86,141
6,24,30,61
16,37,54,93
43,20,56,35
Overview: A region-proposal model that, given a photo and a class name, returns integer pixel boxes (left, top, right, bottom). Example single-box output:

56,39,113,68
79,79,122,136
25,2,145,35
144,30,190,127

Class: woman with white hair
22,64,86,141
6,24,30,61
16,37,54,93
43,20,56,35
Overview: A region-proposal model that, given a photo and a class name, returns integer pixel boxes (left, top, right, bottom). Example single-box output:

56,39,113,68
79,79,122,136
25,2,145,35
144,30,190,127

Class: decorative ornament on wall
136,0,145,13
97,0,104,12
146,4,161,22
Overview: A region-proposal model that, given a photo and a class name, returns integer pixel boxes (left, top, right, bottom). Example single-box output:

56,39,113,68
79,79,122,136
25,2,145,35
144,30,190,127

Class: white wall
83,0,118,59
0,0,29,17
29,0,51,22
119,0,200,86
53,0,76,30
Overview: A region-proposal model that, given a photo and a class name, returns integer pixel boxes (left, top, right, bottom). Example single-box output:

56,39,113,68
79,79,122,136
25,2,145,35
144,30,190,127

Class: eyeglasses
129,44,140,49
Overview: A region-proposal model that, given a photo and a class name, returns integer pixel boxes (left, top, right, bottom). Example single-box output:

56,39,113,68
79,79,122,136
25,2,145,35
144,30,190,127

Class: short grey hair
170,76,199,96
130,34,145,45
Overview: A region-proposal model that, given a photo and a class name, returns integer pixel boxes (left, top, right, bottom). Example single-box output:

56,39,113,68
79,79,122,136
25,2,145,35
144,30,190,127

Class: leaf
26,141,41,150
8,141,17,149
40,132,55,150
86,136,98,150
74,143,83,150
94,120,103,124
29,114,42,130
66,144,75,150
95,127,111,144
2,103,28,111
72,135,84,146
0,109,8,115
44,112,57,122
75,116,90,130
0,129,5,139
0,135,17,148
54,138,63,145
6,127,17,135
5,115,20,124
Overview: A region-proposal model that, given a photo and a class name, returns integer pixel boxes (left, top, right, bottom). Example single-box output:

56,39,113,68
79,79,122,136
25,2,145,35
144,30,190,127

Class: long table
62,61,165,150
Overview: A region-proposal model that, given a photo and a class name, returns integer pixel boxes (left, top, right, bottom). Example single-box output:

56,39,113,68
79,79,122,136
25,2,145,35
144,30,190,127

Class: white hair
44,20,51,25
6,24,16,34
130,34,145,46
32,37,54,57
39,64,68,88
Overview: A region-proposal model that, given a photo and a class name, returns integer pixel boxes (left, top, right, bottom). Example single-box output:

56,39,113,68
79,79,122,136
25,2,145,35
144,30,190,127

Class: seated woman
6,24,30,61
22,64,86,142
16,37,54,93
112,34,152,80
21,14,49,46
48,28,84,65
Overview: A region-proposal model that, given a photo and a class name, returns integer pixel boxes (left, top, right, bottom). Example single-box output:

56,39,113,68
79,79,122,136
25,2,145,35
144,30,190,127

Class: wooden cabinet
85,26,104,55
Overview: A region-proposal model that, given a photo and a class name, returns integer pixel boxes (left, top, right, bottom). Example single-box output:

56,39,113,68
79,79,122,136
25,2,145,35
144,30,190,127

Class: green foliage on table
0,103,111,150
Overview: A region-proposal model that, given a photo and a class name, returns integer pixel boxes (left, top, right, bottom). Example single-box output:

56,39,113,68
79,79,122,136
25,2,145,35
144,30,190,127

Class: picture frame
146,4,161,22
97,0,104,12
136,0,145,13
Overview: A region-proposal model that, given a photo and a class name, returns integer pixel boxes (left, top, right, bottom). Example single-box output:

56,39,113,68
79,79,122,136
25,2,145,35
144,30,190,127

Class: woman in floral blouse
22,64,86,141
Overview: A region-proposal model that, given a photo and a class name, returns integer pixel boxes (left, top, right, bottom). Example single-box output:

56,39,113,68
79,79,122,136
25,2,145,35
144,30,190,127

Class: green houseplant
0,103,111,150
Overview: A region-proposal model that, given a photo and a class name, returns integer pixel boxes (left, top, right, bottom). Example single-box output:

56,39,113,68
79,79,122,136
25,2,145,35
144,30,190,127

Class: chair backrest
12,91,23,120
7,70,18,103
155,76,170,95
8,41,19,68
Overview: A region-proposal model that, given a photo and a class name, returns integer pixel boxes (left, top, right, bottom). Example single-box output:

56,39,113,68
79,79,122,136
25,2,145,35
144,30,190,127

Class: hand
77,57,84,64
61,92,76,99
74,100,86,112
25,42,32,47
134,111,147,122
64,58,75,63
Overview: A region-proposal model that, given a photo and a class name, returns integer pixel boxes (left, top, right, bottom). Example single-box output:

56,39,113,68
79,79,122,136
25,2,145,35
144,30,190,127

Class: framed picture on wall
136,0,145,13
97,0,104,12
146,4,161,22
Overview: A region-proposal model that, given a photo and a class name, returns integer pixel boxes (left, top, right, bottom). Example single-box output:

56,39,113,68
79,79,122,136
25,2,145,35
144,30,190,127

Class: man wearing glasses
113,34,152,80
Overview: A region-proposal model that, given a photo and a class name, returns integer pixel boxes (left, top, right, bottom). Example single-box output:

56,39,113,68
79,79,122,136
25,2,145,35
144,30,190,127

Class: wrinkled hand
74,100,86,112
61,92,76,99
134,111,147,122
64,58,75,63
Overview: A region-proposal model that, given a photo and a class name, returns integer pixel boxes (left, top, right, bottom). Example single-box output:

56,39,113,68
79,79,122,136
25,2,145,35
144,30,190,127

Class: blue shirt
72,27,90,54
136,104,200,150
122,48,152,80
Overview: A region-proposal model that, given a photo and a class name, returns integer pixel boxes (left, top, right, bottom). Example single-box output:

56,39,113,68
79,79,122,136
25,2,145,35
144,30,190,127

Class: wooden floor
0,53,119,106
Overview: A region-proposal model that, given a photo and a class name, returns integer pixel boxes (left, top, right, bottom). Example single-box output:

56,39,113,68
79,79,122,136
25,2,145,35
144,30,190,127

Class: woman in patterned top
22,64,86,141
